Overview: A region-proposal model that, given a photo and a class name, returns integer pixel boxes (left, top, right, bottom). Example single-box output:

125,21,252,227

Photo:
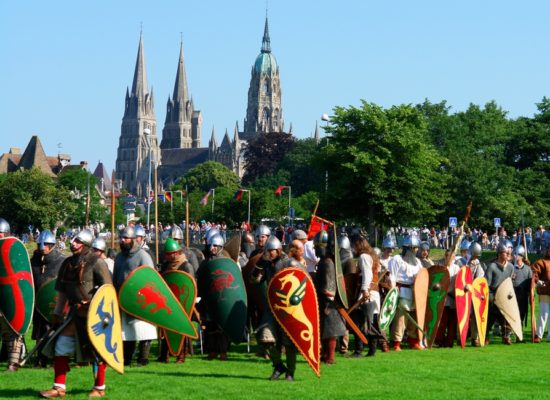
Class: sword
397,304,427,337
336,306,368,344
19,327,54,367
347,297,367,314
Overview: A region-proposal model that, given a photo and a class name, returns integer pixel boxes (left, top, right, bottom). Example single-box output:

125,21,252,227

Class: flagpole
154,162,159,265
211,189,215,220
110,171,116,249
185,185,189,248
247,189,251,225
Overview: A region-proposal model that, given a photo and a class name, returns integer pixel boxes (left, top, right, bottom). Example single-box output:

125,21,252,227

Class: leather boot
380,339,390,352
407,337,422,350
123,341,136,366
366,336,377,357
137,340,151,366
323,337,337,364
392,341,401,352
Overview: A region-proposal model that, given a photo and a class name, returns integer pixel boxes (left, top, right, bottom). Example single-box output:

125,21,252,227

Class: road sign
449,217,457,227
289,207,295,219
494,218,501,228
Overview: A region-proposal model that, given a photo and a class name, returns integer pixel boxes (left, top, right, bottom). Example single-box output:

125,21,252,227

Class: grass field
2,336,548,400
5,247,546,399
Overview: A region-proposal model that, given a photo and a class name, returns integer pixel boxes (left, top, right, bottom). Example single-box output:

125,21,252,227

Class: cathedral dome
254,52,277,75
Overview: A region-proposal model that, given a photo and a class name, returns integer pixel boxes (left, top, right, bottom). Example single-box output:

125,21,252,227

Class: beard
120,240,134,252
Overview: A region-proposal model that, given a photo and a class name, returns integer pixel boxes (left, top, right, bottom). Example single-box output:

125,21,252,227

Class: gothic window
263,108,270,126
273,109,279,126
263,79,270,95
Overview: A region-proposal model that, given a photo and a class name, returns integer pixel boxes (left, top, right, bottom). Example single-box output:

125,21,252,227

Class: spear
445,201,473,268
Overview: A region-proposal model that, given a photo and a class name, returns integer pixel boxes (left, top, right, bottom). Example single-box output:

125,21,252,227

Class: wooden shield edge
454,267,472,349
471,277,488,347
414,268,429,343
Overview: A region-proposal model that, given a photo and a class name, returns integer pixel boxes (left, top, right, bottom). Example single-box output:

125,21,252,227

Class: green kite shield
36,278,60,322
425,265,450,348
455,266,473,348
162,270,197,355
203,257,248,343
0,237,34,335
118,266,197,338
471,277,489,347
495,277,523,342
87,284,124,374
379,287,399,330
268,267,320,377
332,225,348,309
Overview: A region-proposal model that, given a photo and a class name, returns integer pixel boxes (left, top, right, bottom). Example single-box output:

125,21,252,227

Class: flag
200,189,214,206
164,191,172,203
158,194,166,203
307,215,334,240
274,185,288,196
234,189,245,202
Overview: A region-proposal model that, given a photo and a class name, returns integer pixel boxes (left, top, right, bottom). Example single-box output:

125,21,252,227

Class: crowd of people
1,215,550,397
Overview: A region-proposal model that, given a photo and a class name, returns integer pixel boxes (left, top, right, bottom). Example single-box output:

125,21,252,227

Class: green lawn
2,333,549,400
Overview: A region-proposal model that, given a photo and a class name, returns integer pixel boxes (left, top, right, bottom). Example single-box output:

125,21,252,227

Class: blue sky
2,1,550,173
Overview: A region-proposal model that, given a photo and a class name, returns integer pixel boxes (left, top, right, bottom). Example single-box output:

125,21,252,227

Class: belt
397,283,412,289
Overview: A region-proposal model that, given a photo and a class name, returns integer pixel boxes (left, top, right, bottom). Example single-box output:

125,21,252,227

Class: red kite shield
268,267,320,377
455,266,473,348
0,237,34,335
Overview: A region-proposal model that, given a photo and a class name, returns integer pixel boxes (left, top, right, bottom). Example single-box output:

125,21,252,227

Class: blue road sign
449,217,457,227
494,218,501,228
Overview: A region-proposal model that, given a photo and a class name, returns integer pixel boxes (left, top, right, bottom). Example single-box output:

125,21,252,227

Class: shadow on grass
130,368,267,380
0,388,90,397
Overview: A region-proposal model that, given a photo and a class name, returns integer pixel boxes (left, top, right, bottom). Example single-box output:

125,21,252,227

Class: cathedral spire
131,33,149,98
261,16,271,53
314,121,320,144
172,41,189,105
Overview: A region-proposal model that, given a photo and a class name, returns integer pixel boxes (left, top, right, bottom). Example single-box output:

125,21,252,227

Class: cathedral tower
160,42,202,150
116,33,159,197
242,17,284,140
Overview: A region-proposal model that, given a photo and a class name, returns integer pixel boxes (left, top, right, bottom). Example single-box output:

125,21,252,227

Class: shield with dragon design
424,265,450,348
332,224,348,309
455,266,473,348
87,284,124,374
268,267,320,377
471,276,488,347
495,277,523,342
202,257,248,343
162,270,197,355
118,266,197,338
0,237,34,335
379,287,399,330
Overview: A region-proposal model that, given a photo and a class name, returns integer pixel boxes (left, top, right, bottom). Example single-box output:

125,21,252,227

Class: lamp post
144,128,152,229
321,114,330,192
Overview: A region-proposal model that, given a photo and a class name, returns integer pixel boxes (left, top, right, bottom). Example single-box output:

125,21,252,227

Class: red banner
306,215,333,240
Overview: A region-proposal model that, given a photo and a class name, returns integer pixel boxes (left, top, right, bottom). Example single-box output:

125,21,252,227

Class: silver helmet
469,242,482,257
171,225,184,240
0,218,10,234
382,236,395,249
205,228,220,244
338,235,351,251
420,242,430,252
313,230,329,248
92,237,107,252
255,225,271,237
208,233,225,247
460,240,471,251
514,245,526,257
134,225,146,237
39,230,56,250
265,236,282,251
72,229,94,247
402,235,420,248
496,242,508,254
504,240,514,250
292,229,308,241
120,226,136,239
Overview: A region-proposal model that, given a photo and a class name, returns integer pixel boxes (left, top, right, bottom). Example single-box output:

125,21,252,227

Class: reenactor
91,237,114,275
511,245,531,341
417,242,435,268
531,245,550,342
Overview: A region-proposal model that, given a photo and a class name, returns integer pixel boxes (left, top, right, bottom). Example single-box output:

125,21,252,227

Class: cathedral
116,17,287,197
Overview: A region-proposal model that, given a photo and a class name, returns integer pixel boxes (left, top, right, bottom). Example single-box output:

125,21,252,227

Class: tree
242,131,295,184
277,138,325,196
318,101,449,228
0,168,75,232
57,168,107,227
175,161,240,193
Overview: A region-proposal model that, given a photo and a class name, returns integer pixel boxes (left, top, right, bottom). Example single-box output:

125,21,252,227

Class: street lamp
144,128,152,229
321,114,330,192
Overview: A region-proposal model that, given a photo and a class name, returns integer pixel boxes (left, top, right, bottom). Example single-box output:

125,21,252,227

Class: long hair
353,236,380,273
